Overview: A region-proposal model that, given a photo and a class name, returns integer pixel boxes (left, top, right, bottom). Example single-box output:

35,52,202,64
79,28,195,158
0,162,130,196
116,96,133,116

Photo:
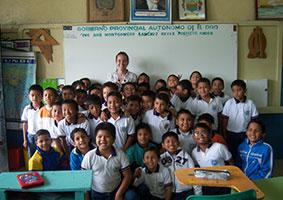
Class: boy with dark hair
80,77,91,91
102,81,119,110
154,79,166,92
74,89,87,111
126,95,142,126
61,85,75,100
82,122,137,200
72,80,85,90
141,90,156,112
137,82,150,97
211,77,230,105
222,79,258,160
28,129,69,171
171,79,193,112
122,82,137,100
167,74,179,95
161,132,202,199
107,91,135,151
21,84,44,158
137,72,150,85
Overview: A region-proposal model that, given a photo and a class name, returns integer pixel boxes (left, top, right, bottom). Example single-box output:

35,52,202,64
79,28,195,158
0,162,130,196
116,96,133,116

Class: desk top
175,166,264,200
0,170,92,192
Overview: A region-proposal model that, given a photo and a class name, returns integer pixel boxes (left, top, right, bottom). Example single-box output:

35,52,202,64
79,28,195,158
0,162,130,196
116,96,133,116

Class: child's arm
22,122,28,148
217,112,222,134
60,136,70,159
221,115,229,138
115,168,131,200
123,135,135,152
164,185,173,200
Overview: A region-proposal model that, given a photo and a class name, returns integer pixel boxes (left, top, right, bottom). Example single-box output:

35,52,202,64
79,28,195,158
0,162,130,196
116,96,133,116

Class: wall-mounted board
63,24,237,95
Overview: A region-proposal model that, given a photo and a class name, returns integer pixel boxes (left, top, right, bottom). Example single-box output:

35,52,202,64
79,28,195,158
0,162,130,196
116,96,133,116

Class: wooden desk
175,166,264,199
0,170,92,200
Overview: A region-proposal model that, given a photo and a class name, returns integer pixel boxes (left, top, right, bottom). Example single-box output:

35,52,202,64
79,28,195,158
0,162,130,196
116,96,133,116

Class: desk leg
75,191,84,200
0,190,7,200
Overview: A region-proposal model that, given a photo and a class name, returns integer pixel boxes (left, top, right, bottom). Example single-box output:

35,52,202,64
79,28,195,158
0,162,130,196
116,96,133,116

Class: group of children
21,53,273,200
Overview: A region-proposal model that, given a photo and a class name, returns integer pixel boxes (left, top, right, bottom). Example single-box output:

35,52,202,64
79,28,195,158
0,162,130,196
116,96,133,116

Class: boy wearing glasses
191,123,233,195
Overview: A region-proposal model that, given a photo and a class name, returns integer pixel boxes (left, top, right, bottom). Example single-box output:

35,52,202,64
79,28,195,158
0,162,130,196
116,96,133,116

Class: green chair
186,189,257,200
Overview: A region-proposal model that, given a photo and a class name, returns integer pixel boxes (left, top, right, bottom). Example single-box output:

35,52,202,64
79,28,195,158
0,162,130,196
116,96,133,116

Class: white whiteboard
63,24,237,95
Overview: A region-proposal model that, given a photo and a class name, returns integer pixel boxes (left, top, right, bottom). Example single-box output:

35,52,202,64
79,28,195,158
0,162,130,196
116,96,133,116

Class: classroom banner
2,51,36,121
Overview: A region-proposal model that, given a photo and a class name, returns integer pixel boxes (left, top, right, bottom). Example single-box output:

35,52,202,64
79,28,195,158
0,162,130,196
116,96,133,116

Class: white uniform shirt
81,147,130,193
212,92,230,106
190,95,223,130
133,164,172,199
107,113,135,150
192,142,232,167
160,150,202,195
21,103,43,134
222,98,258,133
57,117,90,146
170,128,197,155
143,109,176,144
170,94,194,112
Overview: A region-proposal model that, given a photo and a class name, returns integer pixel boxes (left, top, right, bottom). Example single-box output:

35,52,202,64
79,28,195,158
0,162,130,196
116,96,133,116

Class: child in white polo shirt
222,79,258,160
102,81,119,110
161,132,202,200
192,123,233,195
107,91,135,152
167,74,179,95
170,109,196,154
82,122,138,200
143,93,176,146
211,77,230,105
134,146,173,200
21,84,44,158
58,99,90,158
190,78,223,131
171,79,193,112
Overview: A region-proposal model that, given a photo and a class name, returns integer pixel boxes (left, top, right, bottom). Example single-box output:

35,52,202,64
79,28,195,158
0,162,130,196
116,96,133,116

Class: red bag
17,172,44,189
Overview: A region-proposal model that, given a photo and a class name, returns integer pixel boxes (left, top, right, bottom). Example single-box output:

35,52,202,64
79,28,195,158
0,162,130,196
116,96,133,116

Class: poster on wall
178,0,207,20
130,0,171,23
256,0,283,20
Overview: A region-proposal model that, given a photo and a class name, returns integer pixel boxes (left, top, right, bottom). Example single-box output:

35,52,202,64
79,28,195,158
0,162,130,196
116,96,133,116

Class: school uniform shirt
236,138,273,180
50,120,60,140
38,105,54,134
107,112,135,150
160,149,202,195
126,142,157,168
28,146,69,171
170,128,197,155
81,147,130,193
86,112,102,140
107,70,137,84
170,94,193,112
222,97,258,133
192,142,232,167
57,117,90,146
21,103,44,135
70,144,95,170
212,92,230,106
190,94,223,130
143,109,176,144
133,164,173,199
132,115,142,127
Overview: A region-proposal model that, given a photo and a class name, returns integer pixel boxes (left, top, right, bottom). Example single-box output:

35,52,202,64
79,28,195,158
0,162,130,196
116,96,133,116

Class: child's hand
115,193,123,200
124,110,131,118
23,140,28,148
77,113,86,123
134,167,142,178
100,110,108,122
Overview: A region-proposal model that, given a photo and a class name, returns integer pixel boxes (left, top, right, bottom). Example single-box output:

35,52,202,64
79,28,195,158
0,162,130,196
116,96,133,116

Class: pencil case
193,169,231,181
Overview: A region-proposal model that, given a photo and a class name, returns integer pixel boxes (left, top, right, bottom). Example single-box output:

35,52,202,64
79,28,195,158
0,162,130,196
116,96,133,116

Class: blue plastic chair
186,189,257,200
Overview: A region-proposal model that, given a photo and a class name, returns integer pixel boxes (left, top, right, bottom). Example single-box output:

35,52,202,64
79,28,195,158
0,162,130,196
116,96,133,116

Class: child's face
167,76,178,89
75,93,87,107
115,54,129,72
76,84,85,90
123,84,136,98
154,98,168,114
137,128,151,148
175,85,187,99
73,131,90,150
107,96,122,115
154,82,165,92
29,90,42,106
142,96,154,111
212,80,224,94
88,104,101,117
143,150,159,172
162,136,179,155
190,72,201,85
138,75,149,84
176,113,194,132
36,134,52,152
193,127,211,145
103,87,113,102
90,89,103,101
126,101,140,116
52,105,63,122
82,80,91,91
138,86,148,97
43,89,57,106
232,85,246,101
96,130,115,151
197,82,211,98
246,122,265,145
198,119,214,130
62,89,74,100
62,103,77,122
